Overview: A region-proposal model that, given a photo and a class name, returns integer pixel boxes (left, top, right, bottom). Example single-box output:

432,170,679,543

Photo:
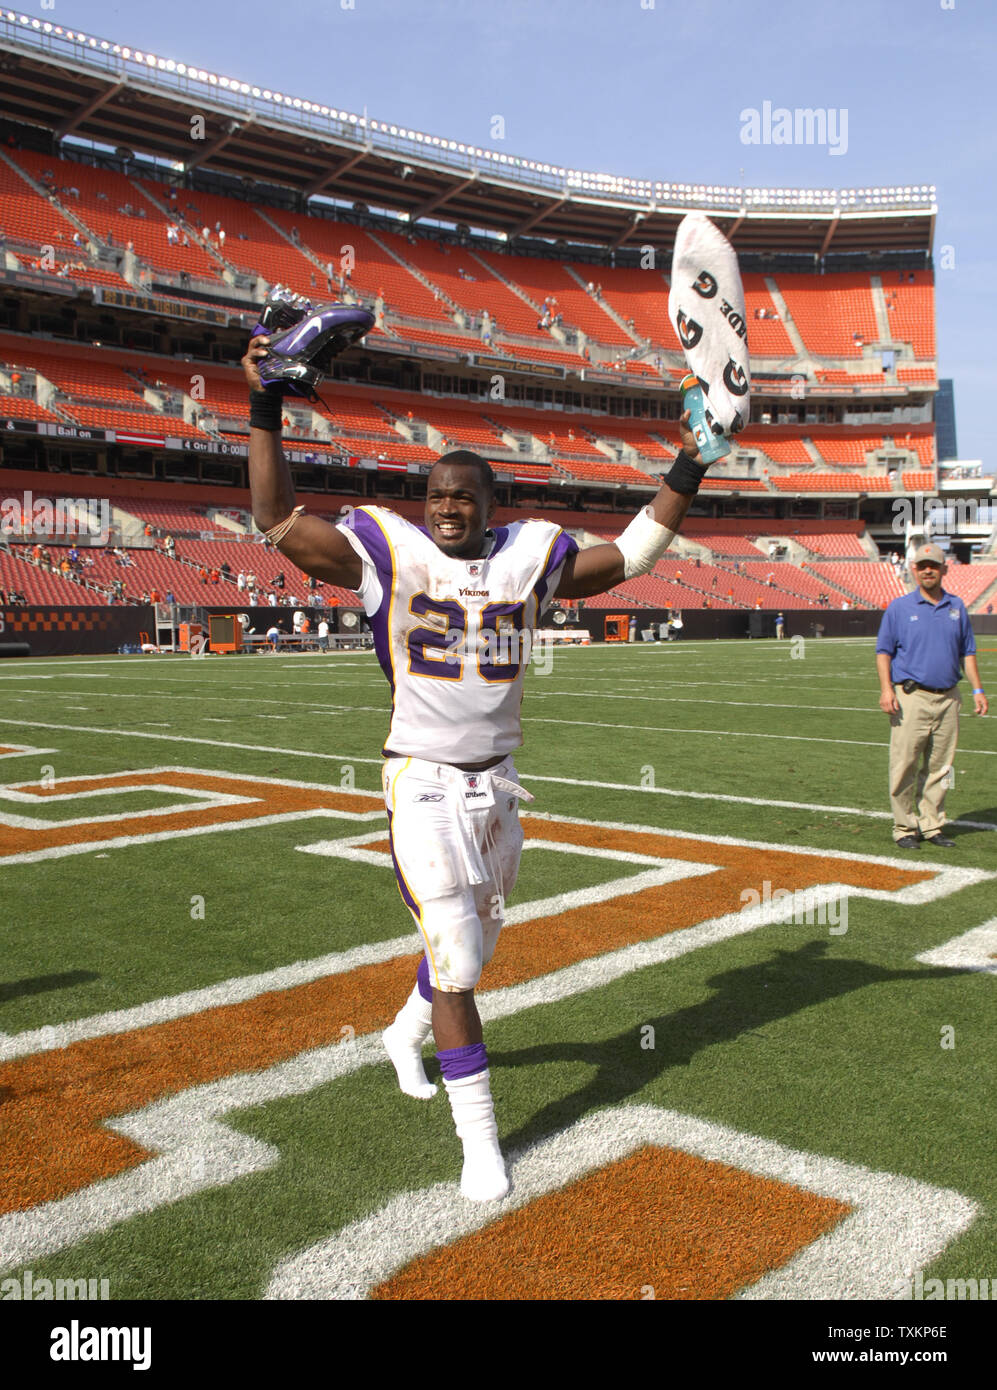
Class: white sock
443,1068,509,1202
382,986,436,1099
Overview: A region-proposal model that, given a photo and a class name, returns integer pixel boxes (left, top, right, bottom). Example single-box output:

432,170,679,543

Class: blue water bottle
680,373,730,464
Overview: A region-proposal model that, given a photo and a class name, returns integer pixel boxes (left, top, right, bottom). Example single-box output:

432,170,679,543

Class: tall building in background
935,379,958,461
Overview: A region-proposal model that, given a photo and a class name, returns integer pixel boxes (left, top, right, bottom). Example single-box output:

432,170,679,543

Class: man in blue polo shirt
876,543,988,848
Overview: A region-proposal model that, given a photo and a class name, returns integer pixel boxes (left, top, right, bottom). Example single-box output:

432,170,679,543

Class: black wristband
249,389,284,432
663,450,708,496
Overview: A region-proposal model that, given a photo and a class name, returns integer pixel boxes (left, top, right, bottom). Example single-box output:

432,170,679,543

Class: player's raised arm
554,411,706,600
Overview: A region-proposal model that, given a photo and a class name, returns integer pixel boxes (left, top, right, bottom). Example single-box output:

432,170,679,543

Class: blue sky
37,0,997,463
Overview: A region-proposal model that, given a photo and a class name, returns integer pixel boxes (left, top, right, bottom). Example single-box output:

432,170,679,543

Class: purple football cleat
256,301,376,398
252,284,315,339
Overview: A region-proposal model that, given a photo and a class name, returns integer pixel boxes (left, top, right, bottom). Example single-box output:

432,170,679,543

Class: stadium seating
776,273,878,358
732,430,812,464
936,562,997,609
0,395,61,422
494,340,584,368
686,533,771,558
882,271,936,358
699,477,768,491
554,458,652,485
146,185,322,293
386,325,482,353
115,499,218,534
1,547,109,604
595,425,676,460
808,433,884,465
9,152,222,281
574,266,679,350
742,275,796,356
263,210,454,321
805,562,906,607
0,155,83,254
814,371,888,385
772,473,893,492
786,531,870,558
478,254,632,346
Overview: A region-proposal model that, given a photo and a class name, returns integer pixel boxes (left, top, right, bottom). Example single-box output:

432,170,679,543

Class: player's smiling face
425,463,495,559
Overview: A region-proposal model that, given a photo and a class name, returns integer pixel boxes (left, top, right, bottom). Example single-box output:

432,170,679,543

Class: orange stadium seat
805,562,906,607
741,275,796,356
576,266,679,351
776,272,878,358
554,458,652,485
808,433,884,464
883,271,936,359
263,210,454,321
772,473,893,492
0,393,61,422
10,151,222,281
475,253,633,347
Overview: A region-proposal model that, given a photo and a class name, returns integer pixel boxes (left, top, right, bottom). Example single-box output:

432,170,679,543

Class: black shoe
924,834,956,847
894,835,920,849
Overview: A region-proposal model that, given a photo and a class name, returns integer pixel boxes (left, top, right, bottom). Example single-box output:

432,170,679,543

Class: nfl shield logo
467,563,481,576
466,775,479,789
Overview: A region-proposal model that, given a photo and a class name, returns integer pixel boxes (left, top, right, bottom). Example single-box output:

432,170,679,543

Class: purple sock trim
416,957,433,1003
436,1042,488,1081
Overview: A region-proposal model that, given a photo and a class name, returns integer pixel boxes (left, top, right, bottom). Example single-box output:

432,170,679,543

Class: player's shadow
951,808,997,837
488,939,956,1155
0,969,98,1004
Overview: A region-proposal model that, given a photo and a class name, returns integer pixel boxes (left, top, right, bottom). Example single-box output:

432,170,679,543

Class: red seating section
772,474,893,492
742,275,796,355
577,266,679,350
777,273,878,357
0,395,60,421
9,152,222,281
882,271,935,358
939,563,997,608
1,548,109,604
0,155,82,253
263,210,452,320
901,472,934,492
805,562,905,607
788,532,869,558
809,433,884,464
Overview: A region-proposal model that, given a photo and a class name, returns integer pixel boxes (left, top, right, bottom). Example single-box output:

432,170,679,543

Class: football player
242,300,711,1202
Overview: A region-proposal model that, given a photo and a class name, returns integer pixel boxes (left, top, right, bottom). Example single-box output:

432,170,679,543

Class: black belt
900,680,953,695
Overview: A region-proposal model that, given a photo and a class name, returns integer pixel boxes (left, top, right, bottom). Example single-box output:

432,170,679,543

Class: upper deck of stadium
0,13,936,255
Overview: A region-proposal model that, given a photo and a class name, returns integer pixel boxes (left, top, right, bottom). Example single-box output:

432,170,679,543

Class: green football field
0,636,994,1302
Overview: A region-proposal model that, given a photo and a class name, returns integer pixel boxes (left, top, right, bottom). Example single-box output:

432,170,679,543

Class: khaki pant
888,685,961,840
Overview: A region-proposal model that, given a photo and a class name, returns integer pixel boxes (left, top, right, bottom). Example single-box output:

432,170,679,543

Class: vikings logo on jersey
337,506,577,763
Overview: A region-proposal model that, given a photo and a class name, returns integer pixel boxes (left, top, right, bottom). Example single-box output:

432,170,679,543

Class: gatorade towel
668,214,751,437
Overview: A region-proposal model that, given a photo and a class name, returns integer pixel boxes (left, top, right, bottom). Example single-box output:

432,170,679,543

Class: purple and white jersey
337,506,577,763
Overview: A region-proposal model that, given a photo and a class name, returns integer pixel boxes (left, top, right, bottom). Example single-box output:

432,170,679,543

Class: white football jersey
337,505,577,763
